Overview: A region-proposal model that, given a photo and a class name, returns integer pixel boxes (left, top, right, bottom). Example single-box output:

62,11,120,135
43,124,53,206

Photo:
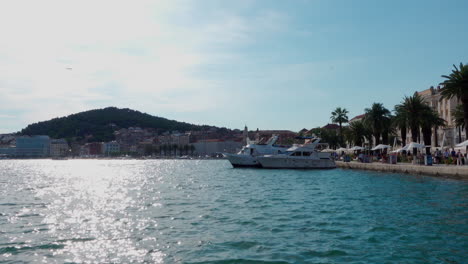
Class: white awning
455,140,468,147
321,148,335,153
371,144,391,151
349,146,365,151
406,142,426,149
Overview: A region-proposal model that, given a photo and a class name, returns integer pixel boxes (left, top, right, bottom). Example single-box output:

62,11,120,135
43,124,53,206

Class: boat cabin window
302,152,311,156
291,152,301,156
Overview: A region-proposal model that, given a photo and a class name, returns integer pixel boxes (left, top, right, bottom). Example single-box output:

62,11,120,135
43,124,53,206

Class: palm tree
330,107,349,144
452,105,465,143
363,103,391,146
421,109,445,154
394,94,427,143
393,106,408,146
348,120,370,146
381,116,393,145
440,63,468,138
317,127,340,149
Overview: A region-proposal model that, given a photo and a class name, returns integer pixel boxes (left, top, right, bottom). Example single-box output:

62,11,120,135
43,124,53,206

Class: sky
1,0,468,133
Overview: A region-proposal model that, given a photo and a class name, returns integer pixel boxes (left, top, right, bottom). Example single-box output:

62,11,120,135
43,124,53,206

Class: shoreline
336,161,468,180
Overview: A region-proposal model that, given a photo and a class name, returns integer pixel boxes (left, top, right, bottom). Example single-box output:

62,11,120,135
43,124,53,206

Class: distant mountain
19,107,217,142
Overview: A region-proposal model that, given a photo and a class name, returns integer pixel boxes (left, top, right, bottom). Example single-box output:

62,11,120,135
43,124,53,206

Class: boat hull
224,153,261,168
257,156,336,169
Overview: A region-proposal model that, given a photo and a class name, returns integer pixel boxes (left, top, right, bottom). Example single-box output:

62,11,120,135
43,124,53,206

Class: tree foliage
330,107,349,145
440,62,468,138
19,107,213,142
363,103,391,145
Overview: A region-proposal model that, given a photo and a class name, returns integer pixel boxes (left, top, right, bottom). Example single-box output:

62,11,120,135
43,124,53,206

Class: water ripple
0,160,467,263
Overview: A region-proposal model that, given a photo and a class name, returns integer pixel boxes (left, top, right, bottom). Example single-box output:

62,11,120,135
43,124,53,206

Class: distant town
0,126,298,159
0,85,466,159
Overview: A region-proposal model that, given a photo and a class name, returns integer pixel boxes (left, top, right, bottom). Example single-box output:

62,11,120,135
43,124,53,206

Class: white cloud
0,0,297,132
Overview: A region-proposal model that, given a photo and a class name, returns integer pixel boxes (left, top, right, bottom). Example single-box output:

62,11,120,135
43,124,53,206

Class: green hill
19,107,214,142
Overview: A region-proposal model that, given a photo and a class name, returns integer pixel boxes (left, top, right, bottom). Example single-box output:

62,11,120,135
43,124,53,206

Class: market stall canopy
349,146,365,151
371,144,391,151
391,148,405,153
336,148,348,152
455,140,468,147
407,142,426,149
321,148,335,153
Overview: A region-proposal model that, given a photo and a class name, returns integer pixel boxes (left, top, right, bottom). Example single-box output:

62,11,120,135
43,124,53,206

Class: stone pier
336,161,468,180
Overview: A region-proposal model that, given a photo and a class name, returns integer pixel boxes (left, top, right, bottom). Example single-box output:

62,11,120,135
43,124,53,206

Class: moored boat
224,135,289,168
256,137,336,169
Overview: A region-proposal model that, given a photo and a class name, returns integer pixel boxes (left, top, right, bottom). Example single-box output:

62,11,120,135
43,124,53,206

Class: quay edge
336,161,468,180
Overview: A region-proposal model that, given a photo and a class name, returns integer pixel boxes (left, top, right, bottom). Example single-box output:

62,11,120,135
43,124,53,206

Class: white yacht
224,135,289,168
256,137,336,169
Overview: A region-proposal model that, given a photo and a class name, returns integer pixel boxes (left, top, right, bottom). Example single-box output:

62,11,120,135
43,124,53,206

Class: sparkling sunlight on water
0,160,467,263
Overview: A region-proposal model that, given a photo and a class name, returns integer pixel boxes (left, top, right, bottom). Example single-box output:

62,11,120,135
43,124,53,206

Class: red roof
350,114,366,122
322,123,340,130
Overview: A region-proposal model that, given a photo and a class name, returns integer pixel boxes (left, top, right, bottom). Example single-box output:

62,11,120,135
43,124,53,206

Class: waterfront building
81,142,103,156
15,136,50,157
192,139,243,156
0,147,16,157
157,133,190,146
50,139,69,157
416,86,465,147
348,114,373,147
114,127,155,152
321,123,340,131
349,114,366,123
255,130,297,145
298,128,308,136
103,141,120,155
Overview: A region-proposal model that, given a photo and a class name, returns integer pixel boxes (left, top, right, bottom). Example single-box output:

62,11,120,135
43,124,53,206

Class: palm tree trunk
434,126,439,147
422,127,432,155
410,126,418,158
459,126,462,143
411,127,418,142
463,96,468,141
401,126,407,146
374,133,380,146
339,122,343,145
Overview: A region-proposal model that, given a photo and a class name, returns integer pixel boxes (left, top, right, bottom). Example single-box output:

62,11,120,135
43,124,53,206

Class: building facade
0,147,16,157
15,136,50,157
417,86,465,147
103,141,120,155
50,139,69,157
192,140,243,156
254,130,297,145
81,142,104,156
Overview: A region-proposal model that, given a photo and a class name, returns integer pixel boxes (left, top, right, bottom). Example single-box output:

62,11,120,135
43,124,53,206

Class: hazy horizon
1,0,468,133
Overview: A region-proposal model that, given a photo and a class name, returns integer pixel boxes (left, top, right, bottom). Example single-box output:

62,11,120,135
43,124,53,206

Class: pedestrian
456,150,462,166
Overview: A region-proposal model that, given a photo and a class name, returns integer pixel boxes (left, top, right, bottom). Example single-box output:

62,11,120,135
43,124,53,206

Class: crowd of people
432,148,467,165
335,147,468,166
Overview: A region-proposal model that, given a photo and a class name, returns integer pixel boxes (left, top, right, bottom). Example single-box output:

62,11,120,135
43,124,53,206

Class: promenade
336,161,468,180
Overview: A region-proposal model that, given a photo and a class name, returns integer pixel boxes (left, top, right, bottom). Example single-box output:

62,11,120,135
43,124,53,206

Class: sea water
0,159,467,263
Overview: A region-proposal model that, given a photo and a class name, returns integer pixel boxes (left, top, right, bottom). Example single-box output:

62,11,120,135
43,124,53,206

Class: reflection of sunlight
28,160,165,263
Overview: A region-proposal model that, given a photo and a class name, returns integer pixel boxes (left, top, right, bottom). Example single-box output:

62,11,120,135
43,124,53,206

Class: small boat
224,135,289,168
256,137,336,169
